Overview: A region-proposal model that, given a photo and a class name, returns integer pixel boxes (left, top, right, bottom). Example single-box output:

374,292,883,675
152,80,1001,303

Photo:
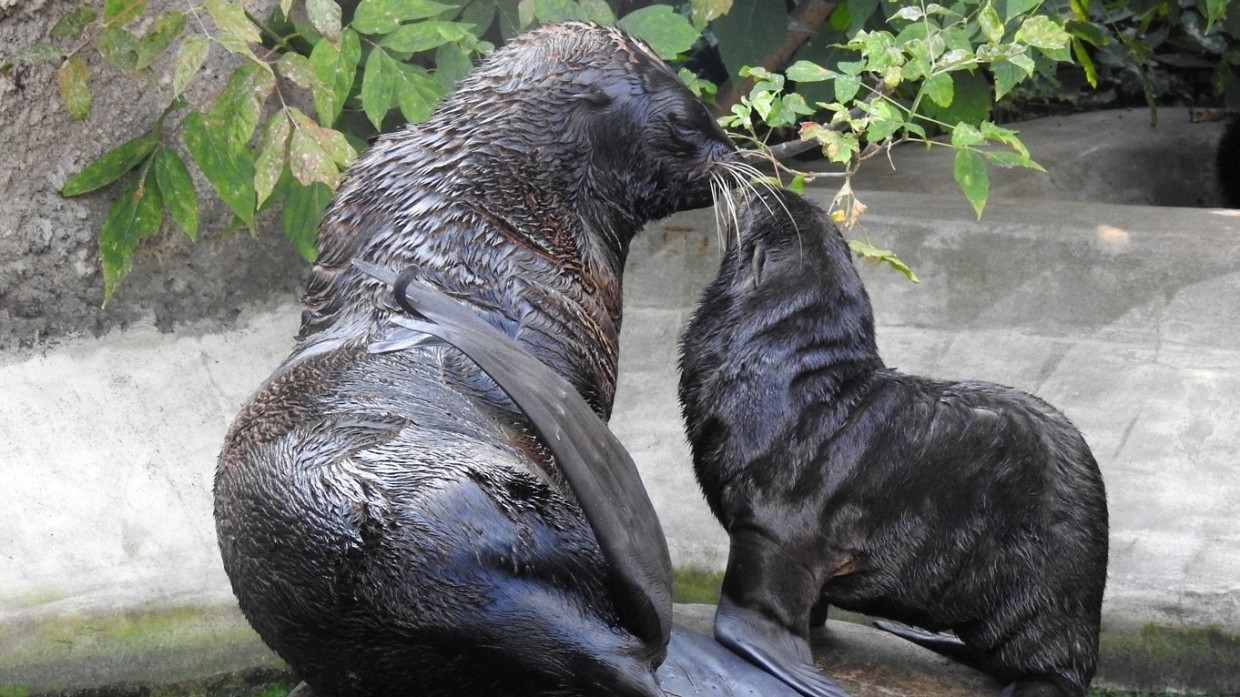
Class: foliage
6,0,1239,300
720,0,1075,224
4,0,705,303
1055,0,1240,117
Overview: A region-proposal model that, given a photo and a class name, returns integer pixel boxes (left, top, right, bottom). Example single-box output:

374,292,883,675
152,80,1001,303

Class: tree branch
714,0,837,114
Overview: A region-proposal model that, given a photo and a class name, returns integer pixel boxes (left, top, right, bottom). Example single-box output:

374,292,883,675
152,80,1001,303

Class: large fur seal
214,21,834,697
677,189,1109,696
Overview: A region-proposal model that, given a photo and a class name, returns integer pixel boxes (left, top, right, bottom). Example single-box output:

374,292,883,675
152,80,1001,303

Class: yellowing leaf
254,113,291,208
57,57,91,120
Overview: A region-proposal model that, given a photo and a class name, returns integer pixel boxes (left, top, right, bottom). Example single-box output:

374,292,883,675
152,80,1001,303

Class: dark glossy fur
214,22,734,697
678,190,1109,696
1219,117,1240,208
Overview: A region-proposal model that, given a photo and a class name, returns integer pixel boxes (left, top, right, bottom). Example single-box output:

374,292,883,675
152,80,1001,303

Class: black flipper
871,619,983,668
355,260,673,653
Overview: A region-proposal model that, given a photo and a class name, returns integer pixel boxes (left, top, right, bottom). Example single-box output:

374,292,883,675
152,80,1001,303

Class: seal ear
750,243,766,289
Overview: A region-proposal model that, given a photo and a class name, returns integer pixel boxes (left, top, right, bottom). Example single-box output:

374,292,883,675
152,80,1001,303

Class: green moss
0,604,286,694
1097,623,1240,694
671,567,724,604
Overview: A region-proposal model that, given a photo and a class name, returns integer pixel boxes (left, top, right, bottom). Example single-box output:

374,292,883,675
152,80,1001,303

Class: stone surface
844,107,1230,208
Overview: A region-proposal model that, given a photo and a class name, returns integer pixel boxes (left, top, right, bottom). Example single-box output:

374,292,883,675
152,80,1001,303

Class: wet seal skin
678,188,1109,697
213,19,802,697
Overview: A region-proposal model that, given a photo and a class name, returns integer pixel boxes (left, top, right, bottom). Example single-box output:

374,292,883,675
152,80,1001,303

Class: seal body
214,22,735,697
678,189,1109,696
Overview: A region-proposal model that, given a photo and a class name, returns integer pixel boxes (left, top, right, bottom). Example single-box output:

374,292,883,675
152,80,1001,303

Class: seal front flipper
357,260,673,652
714,596,849,697
657,625,817,696
871,619,983,668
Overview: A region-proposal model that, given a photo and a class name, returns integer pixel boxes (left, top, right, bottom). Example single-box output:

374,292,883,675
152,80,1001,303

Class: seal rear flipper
356,261,673,653
871,618,984,668
714,597,849,697
657,624,825,696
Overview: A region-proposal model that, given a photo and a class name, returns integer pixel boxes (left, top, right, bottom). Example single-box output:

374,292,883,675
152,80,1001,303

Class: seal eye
669,114,701,145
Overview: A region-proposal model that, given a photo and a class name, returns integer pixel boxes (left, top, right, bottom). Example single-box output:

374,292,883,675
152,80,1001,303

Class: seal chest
215,21,737,697
677,188,1109,697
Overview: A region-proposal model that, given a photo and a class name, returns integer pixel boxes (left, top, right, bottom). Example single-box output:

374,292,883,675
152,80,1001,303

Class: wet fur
215,22,735,697
678,190,1109,696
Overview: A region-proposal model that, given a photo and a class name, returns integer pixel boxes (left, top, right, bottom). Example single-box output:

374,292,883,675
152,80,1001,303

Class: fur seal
214,21,820,697
677,188,1109,696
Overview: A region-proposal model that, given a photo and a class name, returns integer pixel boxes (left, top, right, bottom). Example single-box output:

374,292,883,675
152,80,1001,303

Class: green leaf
834,74,862,103
848,239,919,283
953,148,988,218
923,72,953,108
134,10,186,71
50,7,98,40
1014,15,1071,53
985,150,1042,170
172,35,209,98
690,0,732,27
282,179,332,261
617,5,701,60
461,0,498,35
99,168,163,304
950,122,984,148
305,0,342,40
528,0,587,22
56,57,91,120
1205,0,1226,32
104,0,146,25
392,61,445,123
1002,0,1041,24
206,64,276,153
254,112,291,208
579,0,616,24
152,147,199,240
380,21,473,55
1071,39,1097,89
11,43,63,64
310,28,361,125
183,111,256,226
785,60,833,83
360,49,396,129
278,52,325,92
62,133,157,197
97,27,141,72
864,99,904,141
352,0,456,34
979,3,1004,43
434,41,474,91
203,0,262,45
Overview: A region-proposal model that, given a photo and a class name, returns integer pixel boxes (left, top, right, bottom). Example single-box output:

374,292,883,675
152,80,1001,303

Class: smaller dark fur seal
678,189,1109,696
